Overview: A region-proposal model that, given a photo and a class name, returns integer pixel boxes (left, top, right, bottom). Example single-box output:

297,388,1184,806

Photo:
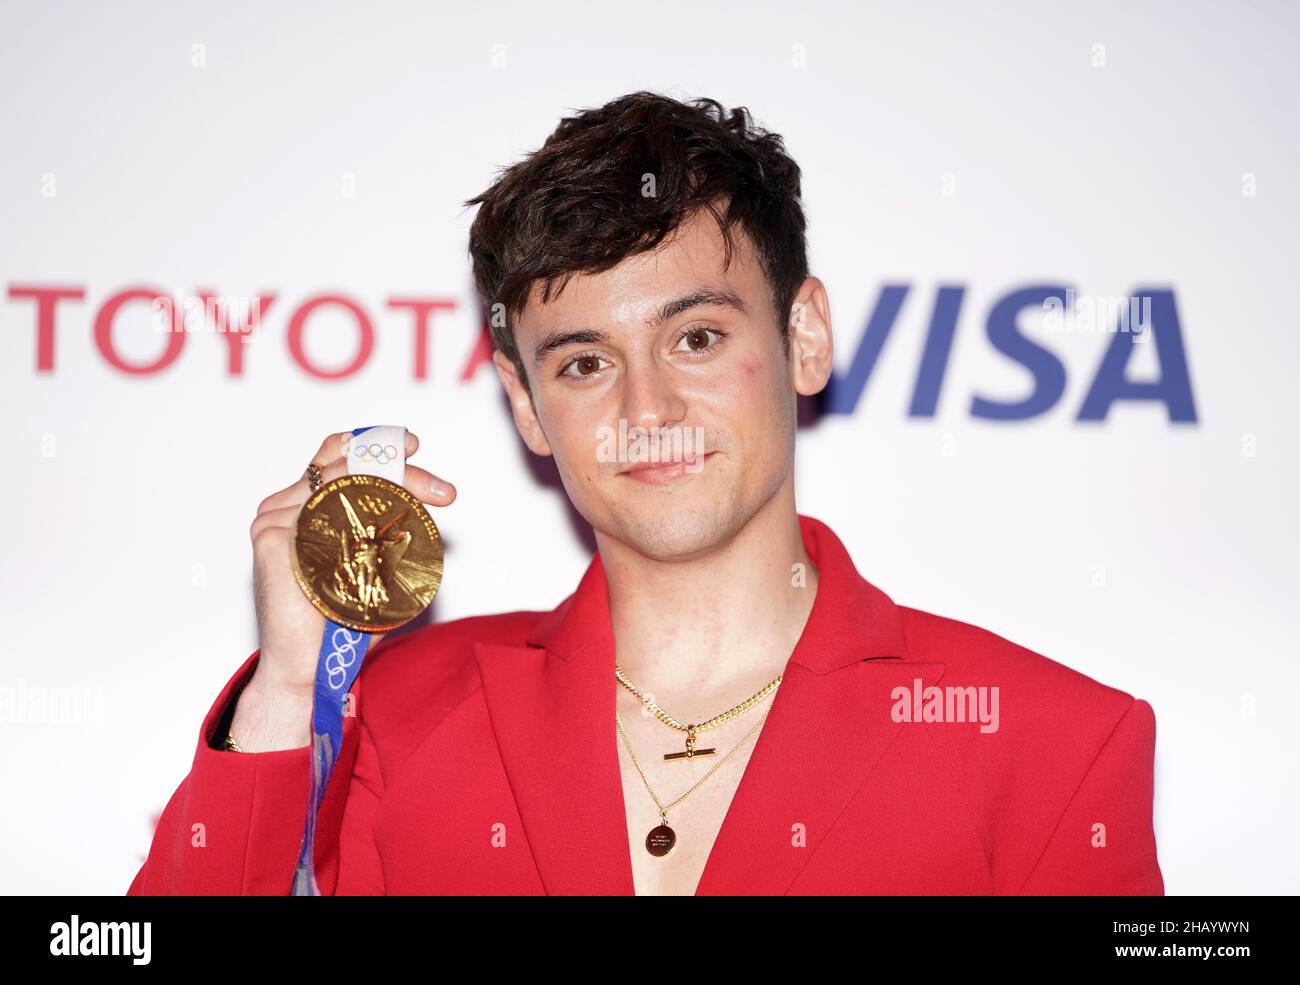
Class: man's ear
787,276,834,397
493,349,553,457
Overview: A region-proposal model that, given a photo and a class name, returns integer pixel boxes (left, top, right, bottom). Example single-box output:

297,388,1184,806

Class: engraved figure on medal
291,473,442,632
323,491,411,621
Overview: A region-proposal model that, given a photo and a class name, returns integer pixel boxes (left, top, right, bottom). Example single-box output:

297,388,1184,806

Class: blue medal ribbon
289,424,392,896
291,622,372,895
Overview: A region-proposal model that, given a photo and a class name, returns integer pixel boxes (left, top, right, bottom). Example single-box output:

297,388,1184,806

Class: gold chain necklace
615,703,773,857
614,664,782,761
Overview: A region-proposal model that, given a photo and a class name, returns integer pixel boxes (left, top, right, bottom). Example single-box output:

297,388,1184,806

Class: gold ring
304,463,322,493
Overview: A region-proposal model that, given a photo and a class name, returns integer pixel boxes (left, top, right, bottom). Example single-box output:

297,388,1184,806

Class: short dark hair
464,91,809,390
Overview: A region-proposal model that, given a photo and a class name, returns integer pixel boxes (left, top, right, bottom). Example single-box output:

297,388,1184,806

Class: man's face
494,207,829,561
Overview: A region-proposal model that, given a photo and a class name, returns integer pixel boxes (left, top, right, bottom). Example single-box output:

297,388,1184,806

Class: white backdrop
1,0,1297,895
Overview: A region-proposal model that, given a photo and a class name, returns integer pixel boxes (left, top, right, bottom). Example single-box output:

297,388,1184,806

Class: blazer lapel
695,515,945,894
693,657,946,895
474,559,633,894
475,514,944,896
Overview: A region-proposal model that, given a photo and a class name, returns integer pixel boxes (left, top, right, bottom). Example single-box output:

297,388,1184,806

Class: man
128,91,1163,895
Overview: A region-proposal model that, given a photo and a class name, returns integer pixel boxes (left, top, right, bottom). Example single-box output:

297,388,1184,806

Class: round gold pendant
646,825,676,857
291,473,443,632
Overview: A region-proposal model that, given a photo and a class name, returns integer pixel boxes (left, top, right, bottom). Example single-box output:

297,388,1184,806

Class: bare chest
615,716,763,896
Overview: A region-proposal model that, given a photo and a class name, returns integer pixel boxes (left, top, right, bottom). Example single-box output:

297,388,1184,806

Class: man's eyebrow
533,328,612,366
650,287,748,327
531,287,748,366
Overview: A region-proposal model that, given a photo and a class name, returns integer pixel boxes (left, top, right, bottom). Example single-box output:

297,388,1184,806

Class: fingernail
430,477,450,496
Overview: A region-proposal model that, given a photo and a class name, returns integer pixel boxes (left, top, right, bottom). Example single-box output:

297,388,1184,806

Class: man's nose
619,358,688,430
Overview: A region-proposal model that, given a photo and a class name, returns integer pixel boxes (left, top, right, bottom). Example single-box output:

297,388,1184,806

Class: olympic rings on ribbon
350,441,399,466
324,626,365,690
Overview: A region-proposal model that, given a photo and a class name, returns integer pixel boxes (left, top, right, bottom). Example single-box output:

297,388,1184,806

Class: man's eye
674,325,726,353
559,352,609,379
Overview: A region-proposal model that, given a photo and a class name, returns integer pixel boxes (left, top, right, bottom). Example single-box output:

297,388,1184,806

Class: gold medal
290,472,443,632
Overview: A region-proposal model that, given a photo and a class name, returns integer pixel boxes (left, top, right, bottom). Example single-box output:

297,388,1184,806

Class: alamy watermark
0,679,105,725
150,289,264,339
1042,289,1151,341
891,677,1000,734
596,420,708,471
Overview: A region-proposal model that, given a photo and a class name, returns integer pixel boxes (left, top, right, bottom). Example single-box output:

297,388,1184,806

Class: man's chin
600,499,742,562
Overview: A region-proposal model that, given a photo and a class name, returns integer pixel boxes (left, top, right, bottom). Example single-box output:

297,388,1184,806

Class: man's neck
596,490,820,714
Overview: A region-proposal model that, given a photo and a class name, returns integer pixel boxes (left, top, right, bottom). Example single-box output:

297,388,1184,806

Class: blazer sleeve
126,649,387,896
1016,697,1164,895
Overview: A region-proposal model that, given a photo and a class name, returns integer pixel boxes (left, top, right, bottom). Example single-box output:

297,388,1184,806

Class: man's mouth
618,451,717,485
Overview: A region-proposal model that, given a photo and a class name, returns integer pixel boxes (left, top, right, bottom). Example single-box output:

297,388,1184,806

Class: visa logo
822,285,1197,423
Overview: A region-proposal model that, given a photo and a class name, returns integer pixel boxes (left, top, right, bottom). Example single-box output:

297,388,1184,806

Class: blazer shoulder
345,608,546,759
896,604,1142,726
361,607,544,690
895,605,1159,889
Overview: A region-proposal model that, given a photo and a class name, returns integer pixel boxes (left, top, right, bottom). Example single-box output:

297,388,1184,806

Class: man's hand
232,430,456,751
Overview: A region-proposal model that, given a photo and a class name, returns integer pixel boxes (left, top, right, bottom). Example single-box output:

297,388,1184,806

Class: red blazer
128,513,1163,895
